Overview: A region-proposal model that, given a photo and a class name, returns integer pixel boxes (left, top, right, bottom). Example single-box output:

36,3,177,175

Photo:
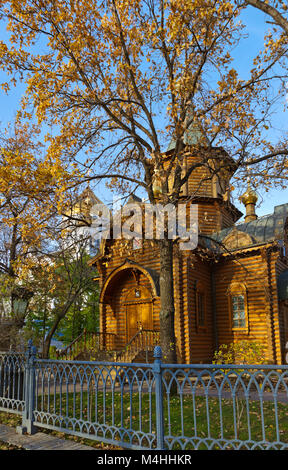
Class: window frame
227,282,249,333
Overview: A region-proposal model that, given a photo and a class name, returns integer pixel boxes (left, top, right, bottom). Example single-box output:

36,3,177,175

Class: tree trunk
42,290,83,358
42,317,60,359
159,237,177,363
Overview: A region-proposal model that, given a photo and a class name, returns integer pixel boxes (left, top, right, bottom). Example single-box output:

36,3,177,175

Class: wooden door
126,303,139,340
125,287,153,342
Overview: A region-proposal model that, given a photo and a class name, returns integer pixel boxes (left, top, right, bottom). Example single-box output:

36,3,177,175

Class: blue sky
0,4,287,220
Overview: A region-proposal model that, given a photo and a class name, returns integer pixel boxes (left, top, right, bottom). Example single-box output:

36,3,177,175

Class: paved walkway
0,424,95,450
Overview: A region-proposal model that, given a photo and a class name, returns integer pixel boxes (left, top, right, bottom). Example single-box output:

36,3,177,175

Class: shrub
213,340,265,365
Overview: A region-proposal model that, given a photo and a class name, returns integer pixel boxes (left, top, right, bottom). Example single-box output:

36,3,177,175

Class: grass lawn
1,381,288,450
28,389,288,449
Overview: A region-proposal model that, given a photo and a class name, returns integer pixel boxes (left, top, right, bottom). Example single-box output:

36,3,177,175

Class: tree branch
244,0,288,35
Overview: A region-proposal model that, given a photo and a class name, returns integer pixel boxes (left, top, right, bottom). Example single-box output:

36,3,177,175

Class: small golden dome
240,187,258,205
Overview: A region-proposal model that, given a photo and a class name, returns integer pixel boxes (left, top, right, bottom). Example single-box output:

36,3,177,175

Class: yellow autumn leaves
0,120,80,281
0,0,287,200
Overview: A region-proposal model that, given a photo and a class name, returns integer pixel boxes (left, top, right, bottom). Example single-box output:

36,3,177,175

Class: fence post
16,339,37,435
153,346,165,450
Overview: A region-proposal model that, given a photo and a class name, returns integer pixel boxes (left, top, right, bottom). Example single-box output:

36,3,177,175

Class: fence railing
115,328,160,363
0,351,25,416
1,342,288,450
56,330,117,360
56,328,160,363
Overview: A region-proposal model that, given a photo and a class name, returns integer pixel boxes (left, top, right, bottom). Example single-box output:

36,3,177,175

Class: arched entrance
99,260,160,348
124,285,153,341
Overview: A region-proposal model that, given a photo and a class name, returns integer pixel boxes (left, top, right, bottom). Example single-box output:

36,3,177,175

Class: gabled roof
126,193,142,204
75,186,104,207
205,203,288,252
166,120,210,152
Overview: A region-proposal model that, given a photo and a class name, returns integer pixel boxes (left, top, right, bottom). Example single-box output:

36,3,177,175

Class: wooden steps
57,328,160,365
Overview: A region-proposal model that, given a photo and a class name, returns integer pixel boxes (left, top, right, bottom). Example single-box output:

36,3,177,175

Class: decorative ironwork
56,331,117,360
0,351,25,415
1,343,288,450
56,328,160,364
160,363,288,450
116,328,160,363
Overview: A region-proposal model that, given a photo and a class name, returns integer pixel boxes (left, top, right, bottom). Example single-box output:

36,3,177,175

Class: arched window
227,282,248,332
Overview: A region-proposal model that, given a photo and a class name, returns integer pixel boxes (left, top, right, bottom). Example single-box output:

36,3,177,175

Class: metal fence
1,341,288,450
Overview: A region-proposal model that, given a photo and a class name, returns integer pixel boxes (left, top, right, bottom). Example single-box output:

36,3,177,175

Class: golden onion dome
240,187,258,205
